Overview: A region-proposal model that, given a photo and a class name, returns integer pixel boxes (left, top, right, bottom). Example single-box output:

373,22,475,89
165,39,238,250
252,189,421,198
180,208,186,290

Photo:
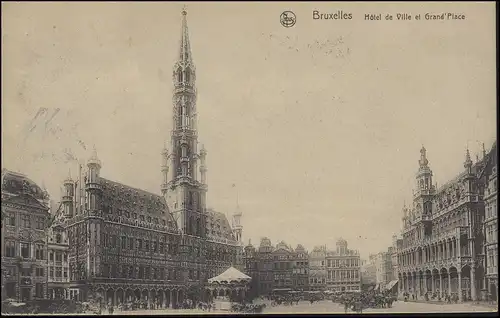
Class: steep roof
1,169,48,202
206,208,236,241
99,177,178,232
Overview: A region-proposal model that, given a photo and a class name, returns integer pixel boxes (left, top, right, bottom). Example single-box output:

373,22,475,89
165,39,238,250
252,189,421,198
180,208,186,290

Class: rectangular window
55,252,62,262
56,267,62,278
153,241,158,253
129,238,134,250
49,267,54,278
103,234,108,247
121,236,127,249
5,240,16,257
21,268,32,276
137,239,142,250
35,283,44,298
159,242,164,254
64,269,68,278
35,244,44,260
21,242,30,258
21,214,31,228
36,268,45,277
49,252,54,261
111,235,117,248
35,217,45,230
145,240,150,251
6,213,15,226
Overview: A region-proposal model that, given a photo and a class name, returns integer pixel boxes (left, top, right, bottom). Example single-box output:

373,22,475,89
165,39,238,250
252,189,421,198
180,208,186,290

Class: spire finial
88,144,101,167
482,142,486,158
464,147,473,169
178,5,192,64
419,145,429,167
182,5,187,15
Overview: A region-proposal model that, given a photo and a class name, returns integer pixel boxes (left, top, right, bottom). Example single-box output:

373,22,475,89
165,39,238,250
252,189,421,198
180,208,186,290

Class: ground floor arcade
399,264,486,301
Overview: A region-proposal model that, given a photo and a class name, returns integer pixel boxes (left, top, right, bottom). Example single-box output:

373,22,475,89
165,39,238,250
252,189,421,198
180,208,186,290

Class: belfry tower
413,146,435,235
163,9,207,237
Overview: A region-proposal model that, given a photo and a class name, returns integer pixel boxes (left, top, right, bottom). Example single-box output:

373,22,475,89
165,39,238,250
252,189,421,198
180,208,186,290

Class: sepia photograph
1,1,497,315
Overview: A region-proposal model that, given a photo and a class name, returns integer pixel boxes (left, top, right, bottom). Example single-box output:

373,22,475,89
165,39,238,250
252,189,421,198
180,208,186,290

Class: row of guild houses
243,238,309,298
243,237,362,297
395,142,497,302
1,9,245,306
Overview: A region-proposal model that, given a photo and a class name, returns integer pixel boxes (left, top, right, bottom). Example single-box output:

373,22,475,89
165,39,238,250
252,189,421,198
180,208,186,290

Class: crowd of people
403,289,496,305
336,290,397,313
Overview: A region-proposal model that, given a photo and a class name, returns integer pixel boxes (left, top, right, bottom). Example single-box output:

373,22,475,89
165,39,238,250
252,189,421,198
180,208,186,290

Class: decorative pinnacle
64,169,73,183
162,142,169,155
200,144,207,155
419,145,429,167
464,147,473,169
88,145,101,167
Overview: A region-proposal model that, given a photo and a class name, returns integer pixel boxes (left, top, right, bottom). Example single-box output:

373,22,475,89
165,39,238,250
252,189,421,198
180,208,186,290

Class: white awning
386,280,398,290
208,266,251,284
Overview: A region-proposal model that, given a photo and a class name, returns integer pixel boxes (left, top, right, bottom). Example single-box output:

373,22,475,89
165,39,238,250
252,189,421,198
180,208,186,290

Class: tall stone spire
178,7,193,64
166,8,207,238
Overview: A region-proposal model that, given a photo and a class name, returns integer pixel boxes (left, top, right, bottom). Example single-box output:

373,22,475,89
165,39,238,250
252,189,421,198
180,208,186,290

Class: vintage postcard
1,1,497,315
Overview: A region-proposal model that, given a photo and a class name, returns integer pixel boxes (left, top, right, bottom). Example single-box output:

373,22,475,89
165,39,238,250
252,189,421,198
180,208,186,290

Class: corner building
1,170,50,301
396,144,496,302
60,10,243,307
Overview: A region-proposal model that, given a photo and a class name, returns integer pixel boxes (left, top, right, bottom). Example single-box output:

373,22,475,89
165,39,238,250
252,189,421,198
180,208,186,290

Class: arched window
185,68,191,83
56,233,62,244
177,67,183,83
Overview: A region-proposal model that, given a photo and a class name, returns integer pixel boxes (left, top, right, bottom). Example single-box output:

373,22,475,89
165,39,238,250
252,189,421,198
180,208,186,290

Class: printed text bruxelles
313,10,353,20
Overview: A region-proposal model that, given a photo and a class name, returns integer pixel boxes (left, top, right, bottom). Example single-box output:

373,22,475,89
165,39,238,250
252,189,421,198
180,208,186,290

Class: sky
1,2,496,259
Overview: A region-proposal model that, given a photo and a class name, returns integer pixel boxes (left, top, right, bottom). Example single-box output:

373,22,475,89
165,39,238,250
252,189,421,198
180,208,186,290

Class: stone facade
1,169,50,301
396,144,496,302
243,238,309,297
53,10,243,307
374,250,393,289
483,141,498,301
325,239,361,292
46,201,72,300
308,245,327,291
360,255,377,289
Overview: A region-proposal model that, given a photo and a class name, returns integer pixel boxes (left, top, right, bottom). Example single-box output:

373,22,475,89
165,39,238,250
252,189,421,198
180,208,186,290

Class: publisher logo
280,11,296,28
